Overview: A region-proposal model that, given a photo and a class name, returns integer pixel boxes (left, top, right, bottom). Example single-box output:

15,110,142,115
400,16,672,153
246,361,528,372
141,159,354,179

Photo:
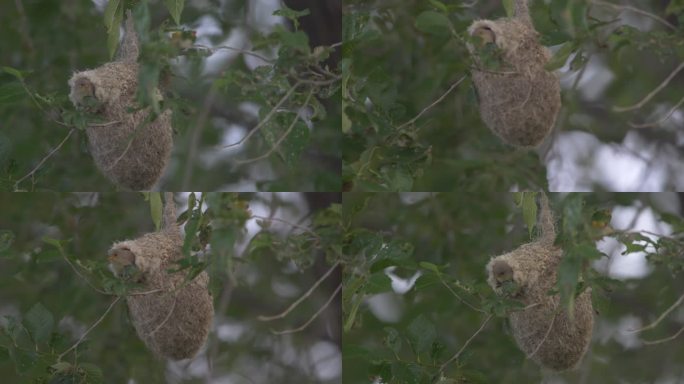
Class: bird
72,77,103,113
491,260,513,285
108,247,141,281
490,260,520,297
472,26,496,46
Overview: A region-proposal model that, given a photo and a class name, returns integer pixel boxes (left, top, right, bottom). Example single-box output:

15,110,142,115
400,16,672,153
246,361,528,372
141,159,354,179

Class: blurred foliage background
0,192,342,383
0,0,341,192
342,0,684,191
342,192,684,383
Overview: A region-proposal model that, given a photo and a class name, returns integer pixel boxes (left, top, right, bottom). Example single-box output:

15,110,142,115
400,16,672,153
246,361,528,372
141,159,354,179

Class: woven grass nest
486,193,593,371
68,11,172,190
108,193,213,360
467,0,561,147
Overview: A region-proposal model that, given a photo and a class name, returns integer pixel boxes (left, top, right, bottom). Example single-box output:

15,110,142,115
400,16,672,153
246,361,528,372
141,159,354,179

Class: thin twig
437,275,487,314
258,261,340,321
528,312,557,358
396,76,467,130
613,62,684,113
57,296,122,361
128,288,163,296
629,291,684,333
251,215,320,239
439,314,493,373
193,44,273,63
270,283,341,335
182,83,218,189
148,295,177,337
14,129,75,191
629,95,684,128
60,251,110,295
235,88,314,164
222,81,302,149
591,0,677,31
643,325,684,345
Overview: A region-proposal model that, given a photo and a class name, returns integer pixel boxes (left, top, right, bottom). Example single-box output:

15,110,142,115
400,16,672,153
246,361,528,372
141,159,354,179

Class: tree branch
258,261,339,321
613,62,684,113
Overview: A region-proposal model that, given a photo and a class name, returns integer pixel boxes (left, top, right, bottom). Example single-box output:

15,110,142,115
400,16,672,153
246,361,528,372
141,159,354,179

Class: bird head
108,246,137,278
490,260,521,297
471,26,496,46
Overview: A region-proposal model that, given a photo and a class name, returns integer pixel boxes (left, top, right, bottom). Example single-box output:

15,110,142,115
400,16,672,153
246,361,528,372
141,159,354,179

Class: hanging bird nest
486,193,593,371
108,193,214,360
68,11,172,190
467,0,561,147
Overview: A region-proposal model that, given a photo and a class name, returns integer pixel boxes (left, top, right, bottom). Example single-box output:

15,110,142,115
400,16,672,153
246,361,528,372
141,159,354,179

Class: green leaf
418,261,440,273
366,271,392,294
274,26,310,54
382,166,413,191
103,0,120,31
569,51,588,71
503,0,514,17
666,0,684,15
106,1,124,59
78,363,104,384
183,208,201,257
273,5,310,29
9,347,36,374
24,303,54,344
262,112,311,166
384,327,402,354
149,192,162,231
406,314,436,355
521,192,538,238
0,347,8,363
0,82,26,105
428,0,448,13
247,232,275,257
0,230,14,252
1,66,24,80
545,41,575,71
164,0,185,26
415,11,452,37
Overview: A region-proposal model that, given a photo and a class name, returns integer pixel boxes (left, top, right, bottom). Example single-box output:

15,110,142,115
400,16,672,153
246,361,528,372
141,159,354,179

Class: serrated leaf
78,363,104,384
150,192,162,231
164,0,185,25
503,0,514,17
415,11,452,37
545,41,575,71
407,315,436,355
273,6,310,29
275,27,310,54
384,327,402,354
262,112,310,166
24,303,54,344
247,232,274,258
